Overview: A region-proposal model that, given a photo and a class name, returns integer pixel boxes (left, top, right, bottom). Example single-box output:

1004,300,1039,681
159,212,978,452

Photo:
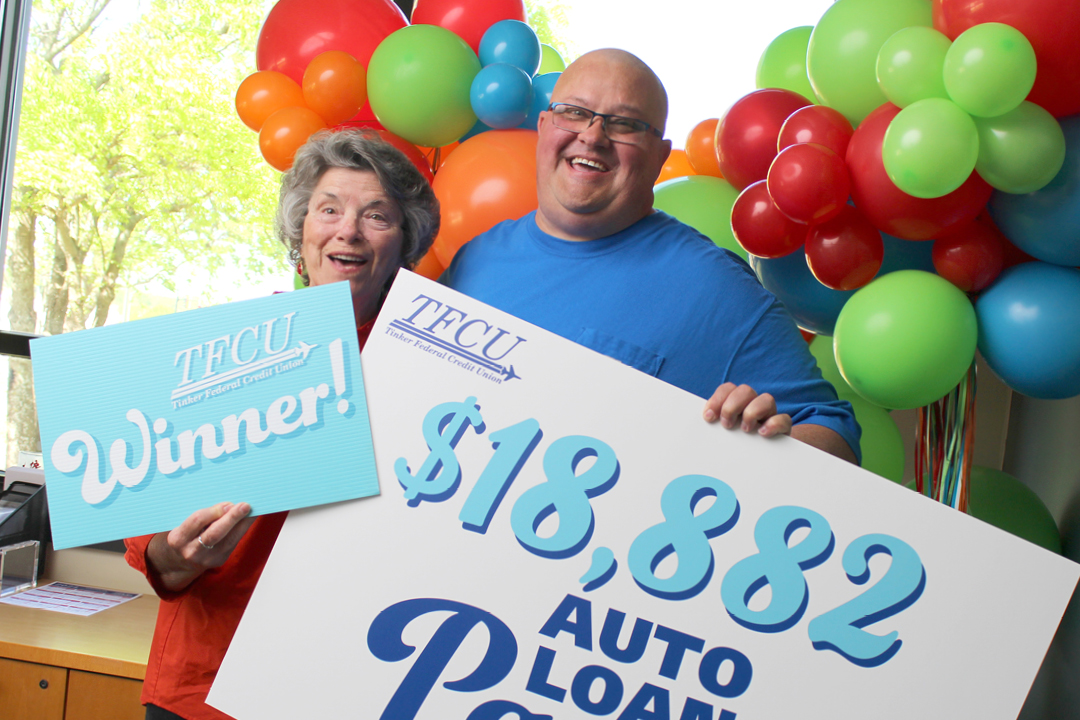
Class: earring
296,259,304,276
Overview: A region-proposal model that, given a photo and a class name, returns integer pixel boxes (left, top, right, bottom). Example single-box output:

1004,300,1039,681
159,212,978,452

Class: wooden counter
0,584,158,720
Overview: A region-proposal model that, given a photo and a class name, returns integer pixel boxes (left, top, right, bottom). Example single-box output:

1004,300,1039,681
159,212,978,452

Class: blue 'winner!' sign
32,281,378,549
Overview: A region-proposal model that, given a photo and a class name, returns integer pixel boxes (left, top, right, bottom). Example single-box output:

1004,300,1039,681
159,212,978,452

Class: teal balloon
883,98,979,199
834,270,977,410
974,102,1066,195
807,0,933,125
944,22,1037,118
368,25,481,147
875,26,951,108
756,26,817,102
653,176,745,261
968,466,1061,553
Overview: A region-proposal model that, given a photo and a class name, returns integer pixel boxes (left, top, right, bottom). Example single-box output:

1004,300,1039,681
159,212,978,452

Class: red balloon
373,129,435,185
412,0,526,54
805,205,884,290
331,123,434,184
716,89,812,191
934,0,1080,118
777,105,855,157
256,0,407,124
846,103,992,241
731,180,809,259
932,216,1006,292
767,143,850,225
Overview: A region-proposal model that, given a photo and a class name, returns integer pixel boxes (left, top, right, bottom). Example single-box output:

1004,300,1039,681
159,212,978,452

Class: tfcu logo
171,312,315,405
389,294,525,383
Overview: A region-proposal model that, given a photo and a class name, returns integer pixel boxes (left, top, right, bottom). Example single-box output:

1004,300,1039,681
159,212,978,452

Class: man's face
534,55,672,241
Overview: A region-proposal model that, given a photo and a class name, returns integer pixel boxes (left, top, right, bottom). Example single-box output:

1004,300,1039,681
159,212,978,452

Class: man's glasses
547,103,663,144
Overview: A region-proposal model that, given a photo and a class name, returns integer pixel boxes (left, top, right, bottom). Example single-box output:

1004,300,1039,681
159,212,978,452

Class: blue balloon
751,252,855,336
519,72,560,131
479,19,541,75
988,114,1080,267
879,233,936,276
976,262,1080,399
469,63,533,129
460,118,493,142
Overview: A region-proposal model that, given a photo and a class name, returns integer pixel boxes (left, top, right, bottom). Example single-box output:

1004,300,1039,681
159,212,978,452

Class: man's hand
703,382,859,463
145,501,255,593
703,382,792,437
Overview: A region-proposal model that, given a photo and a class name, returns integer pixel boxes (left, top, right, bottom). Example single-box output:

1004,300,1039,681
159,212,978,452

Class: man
442,49,859,463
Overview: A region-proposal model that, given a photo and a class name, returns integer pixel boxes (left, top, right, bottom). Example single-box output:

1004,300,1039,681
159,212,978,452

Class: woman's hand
145,501,255,593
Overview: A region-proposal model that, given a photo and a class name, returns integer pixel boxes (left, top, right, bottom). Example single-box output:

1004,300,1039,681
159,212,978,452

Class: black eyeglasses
547,103,663,144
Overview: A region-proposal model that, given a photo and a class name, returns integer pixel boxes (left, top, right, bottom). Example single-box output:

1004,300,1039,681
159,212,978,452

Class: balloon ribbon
914,360,977,512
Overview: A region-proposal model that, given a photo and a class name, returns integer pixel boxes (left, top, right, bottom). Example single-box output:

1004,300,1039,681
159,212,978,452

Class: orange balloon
412,247,445,280
302,51,368,127
432,130,538,267
259,106,328,171
656,149,698,184
685,118,724,178
235,71,306,132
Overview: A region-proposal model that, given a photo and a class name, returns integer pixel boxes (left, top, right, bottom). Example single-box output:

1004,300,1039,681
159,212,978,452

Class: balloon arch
234,0,1080,545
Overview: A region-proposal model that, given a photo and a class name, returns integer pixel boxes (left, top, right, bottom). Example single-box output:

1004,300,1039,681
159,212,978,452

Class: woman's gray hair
278,129,440,285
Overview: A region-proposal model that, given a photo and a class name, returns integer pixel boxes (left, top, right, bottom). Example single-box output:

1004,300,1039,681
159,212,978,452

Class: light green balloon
756,26,817,102
876,26,951,108
807,0,933,126
974,101,1066,194
882,97,979,198
809,334,852,396
833,270,977,410
968,466,1061,553
809,336,904,482
944,22,1036,118
367,25,481,148
538,43,566,75
849,395,906,483
653,176,746,261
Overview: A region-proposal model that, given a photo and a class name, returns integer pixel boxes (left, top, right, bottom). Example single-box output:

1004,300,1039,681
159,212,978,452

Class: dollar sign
395,396,484,506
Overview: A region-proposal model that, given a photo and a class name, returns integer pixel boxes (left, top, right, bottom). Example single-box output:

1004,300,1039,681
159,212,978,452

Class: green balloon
974,101,1066,194
807,0,933,126
367,25,481,148
968,466,1061,553
833,270,977,410
809,335,851,396
849,394,906,483
809,336,904,482
882,97,979,199
944,22,1036,118
756,26,817,102
653,176,746,261
538,43,566,75
876,26,951,108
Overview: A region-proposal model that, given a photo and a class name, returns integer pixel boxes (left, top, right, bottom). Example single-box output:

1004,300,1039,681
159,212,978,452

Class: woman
124,130,439,720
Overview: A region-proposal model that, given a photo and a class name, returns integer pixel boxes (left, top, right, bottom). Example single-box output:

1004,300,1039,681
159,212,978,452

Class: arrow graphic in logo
171,340,318,400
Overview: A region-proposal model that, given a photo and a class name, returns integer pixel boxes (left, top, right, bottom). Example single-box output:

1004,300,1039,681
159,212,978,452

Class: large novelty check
211,271,1078,720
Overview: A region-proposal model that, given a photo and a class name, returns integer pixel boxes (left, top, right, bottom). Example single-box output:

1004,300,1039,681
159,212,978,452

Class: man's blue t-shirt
441,210,860,460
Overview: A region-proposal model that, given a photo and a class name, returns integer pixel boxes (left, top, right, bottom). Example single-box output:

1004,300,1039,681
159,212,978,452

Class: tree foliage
5,0,285,461
525,0,577,64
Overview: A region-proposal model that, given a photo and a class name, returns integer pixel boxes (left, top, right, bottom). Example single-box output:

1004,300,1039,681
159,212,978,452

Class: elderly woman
124,130,439,720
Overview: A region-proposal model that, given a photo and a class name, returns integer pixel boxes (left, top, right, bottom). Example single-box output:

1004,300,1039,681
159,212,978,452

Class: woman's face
300,167,405,325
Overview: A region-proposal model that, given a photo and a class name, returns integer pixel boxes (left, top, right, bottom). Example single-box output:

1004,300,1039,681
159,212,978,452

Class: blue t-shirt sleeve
724,291,862,463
